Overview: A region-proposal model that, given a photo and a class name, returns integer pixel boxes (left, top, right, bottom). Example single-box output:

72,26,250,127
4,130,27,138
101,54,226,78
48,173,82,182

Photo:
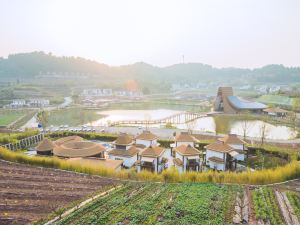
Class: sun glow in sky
0,0,300,68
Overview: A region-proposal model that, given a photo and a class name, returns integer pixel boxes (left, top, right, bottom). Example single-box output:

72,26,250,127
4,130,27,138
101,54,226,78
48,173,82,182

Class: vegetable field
56,183,239,225
252,187,285,225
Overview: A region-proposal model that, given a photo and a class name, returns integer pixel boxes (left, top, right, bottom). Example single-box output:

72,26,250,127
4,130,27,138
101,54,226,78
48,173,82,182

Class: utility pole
182,55,185,64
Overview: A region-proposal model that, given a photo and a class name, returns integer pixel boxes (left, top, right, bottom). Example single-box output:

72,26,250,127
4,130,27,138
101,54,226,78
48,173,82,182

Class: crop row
286,191,300,220
55,183,239,225
252,187,284,225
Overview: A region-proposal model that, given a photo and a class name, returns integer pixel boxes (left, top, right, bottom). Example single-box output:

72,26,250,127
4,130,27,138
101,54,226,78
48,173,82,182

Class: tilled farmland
0,160,120,225
54,181,300,225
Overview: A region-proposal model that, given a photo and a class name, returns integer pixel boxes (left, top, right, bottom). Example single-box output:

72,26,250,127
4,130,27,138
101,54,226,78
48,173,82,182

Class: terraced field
56,183,239,225
0,160,120,225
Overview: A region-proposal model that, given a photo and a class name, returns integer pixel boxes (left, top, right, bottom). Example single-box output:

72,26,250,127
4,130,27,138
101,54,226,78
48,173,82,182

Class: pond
92,109,297,140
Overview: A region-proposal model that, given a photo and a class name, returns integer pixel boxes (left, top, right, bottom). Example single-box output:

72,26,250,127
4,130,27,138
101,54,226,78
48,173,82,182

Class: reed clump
1,147,299,185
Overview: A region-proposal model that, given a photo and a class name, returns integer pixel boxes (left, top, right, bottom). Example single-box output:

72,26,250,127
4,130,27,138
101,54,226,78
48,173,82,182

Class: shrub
0,129,39,144
47,132,117,142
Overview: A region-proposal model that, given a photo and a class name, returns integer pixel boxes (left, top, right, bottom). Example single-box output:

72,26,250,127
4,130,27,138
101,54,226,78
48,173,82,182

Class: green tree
36,110,49,132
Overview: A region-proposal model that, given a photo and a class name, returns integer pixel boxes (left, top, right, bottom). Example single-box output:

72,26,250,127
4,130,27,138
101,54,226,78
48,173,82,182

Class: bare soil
0,160,120,225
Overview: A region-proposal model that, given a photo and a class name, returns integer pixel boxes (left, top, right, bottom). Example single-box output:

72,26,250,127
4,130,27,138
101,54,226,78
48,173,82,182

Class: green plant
252,187,284,225
286,191,300,219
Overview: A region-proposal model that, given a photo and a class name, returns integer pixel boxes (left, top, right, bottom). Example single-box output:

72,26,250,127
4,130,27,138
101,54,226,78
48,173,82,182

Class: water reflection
92,109,296,140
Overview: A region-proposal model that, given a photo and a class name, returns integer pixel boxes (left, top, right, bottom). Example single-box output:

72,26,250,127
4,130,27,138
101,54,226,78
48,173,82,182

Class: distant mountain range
1,52,300,86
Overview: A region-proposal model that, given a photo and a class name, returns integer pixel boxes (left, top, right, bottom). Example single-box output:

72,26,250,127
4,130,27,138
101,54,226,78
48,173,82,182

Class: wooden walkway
109,112,206,126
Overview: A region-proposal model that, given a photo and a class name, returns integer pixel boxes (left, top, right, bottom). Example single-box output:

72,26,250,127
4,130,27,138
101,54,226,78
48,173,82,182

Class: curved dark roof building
214,87,266,113
227,96,266,110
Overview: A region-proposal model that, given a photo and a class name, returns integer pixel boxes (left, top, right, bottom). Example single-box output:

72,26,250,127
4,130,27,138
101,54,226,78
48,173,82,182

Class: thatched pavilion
35,138,56,155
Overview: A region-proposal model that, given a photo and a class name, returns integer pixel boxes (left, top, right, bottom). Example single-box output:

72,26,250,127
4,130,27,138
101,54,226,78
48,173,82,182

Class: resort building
214,87,267,114
173,144,202,173
263,107,289,117
173,132,198,147
108,133,139,168
53,141,106,158
54,136,83,146
218,134,247,161
135,130,158,148
35,138,55,155
137,146,166,173
205,142,239,171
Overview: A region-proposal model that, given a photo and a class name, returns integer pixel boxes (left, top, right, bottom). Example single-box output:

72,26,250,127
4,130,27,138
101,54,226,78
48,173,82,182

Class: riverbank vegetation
47,107,104,126
0,129,39,144
213,113,300,133
1,147,299,185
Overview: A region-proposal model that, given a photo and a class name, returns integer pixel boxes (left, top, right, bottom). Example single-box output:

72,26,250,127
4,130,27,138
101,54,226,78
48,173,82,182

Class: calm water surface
93,109,297,140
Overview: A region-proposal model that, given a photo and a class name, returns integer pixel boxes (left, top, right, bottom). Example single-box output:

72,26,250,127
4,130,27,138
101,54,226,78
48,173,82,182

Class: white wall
228,144,245,161
109,155,137,168
136,139,157,147
235,153,245,161
208,161,225,171
206,149,226,171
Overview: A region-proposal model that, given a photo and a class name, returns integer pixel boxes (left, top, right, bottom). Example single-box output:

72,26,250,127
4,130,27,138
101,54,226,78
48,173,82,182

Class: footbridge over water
109,112,207,126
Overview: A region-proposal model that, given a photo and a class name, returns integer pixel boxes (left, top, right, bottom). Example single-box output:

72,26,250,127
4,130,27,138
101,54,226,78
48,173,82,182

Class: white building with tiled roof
108,133,139,168
173,144,202,173
135,130,158,148
173,132,198,147
204,142,239,171
137,146,166,173
218,134,247,161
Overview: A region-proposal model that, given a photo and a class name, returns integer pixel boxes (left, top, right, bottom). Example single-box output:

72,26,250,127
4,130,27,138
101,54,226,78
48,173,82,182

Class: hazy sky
0,0,299,68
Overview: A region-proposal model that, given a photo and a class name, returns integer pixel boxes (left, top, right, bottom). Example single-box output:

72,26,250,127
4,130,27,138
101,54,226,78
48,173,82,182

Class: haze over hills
1,52,300,86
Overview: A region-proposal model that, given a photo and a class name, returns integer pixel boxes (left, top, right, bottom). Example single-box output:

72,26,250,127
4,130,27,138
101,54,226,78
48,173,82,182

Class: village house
173,144,202,173
137,146,166,173
173,132,198,147
9,99,26,108
135,130,158,147
205,142,240,171
108,133,139,168
28,99,50,108
263,107,289,117
217,134,247,161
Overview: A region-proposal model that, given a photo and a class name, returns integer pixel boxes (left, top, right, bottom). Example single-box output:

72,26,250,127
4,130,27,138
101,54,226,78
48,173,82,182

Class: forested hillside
1,52,300,84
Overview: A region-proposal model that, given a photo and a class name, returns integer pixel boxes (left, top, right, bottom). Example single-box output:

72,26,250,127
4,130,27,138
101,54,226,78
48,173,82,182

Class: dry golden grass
1,147,299,185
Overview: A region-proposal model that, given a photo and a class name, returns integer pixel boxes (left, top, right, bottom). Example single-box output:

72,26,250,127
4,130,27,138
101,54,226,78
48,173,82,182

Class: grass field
257,94,300,107
56,183,239,225
0,109,28,126
48,108,104,126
